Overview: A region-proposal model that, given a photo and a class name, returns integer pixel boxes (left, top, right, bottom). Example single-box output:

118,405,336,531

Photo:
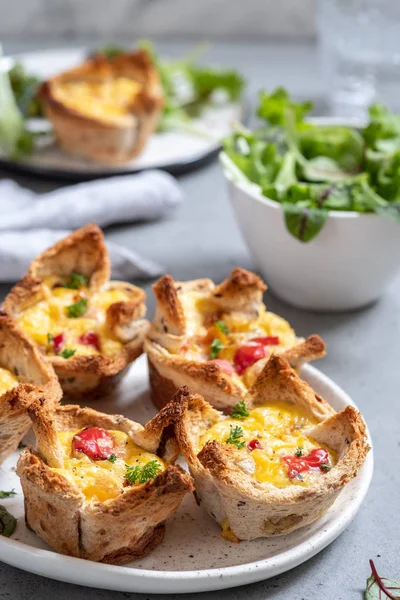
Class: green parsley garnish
231,400,249,419
66,298,88,318
295,446,304,457
59,348,76,359
225,425,245,449
210,338,224,359
108,454,117,464
0,490,17,499
320,463,331,471
47,332,54,344
215,320,230,335
125,460,162,485
64,272,88,290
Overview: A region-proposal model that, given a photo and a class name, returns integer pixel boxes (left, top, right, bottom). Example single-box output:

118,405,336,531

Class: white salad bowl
221,154,400,312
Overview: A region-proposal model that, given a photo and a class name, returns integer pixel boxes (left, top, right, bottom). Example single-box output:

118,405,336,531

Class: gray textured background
0,0,316,40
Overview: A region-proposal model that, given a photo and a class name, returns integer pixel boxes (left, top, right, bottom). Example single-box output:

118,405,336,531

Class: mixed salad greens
223,88,400,242
0,42,244,159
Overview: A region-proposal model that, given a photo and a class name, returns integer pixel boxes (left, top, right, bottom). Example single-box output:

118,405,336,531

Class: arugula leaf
366,560,400,599
65,298,88,318
0,490,16,499
125,460,162,485
0,505,16,537
257,87,313,126
225,425,245,449
231,400,249,419
283,203,329,243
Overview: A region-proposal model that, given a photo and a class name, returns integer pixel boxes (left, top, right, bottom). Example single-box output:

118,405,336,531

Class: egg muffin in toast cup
3,224,149,400
38,49,164,164
145,267,326,412
173,355,369,541
0,311,61,464
17,399,193,563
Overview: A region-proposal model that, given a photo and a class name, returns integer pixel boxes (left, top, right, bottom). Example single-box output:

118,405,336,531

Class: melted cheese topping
0,367,19,396
53,77,141,124
177,290,297,387
200,402,336,488
16,277,131,358
52,429,164,502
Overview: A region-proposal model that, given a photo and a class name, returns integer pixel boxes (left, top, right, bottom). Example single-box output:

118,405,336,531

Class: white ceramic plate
0,356,373,594
0,48,243,180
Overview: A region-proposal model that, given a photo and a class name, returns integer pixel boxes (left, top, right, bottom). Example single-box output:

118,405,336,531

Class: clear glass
317,0,400,119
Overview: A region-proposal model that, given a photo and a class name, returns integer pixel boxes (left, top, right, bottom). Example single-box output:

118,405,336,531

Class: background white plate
0,356,373,594
0,48,243,180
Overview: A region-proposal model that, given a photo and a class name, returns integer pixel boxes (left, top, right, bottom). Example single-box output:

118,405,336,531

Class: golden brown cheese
16,277,131,358
52,77,141,124
53,429,164,502
200,402,336,488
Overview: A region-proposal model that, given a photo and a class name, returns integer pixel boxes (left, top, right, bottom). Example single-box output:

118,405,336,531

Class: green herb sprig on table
222,87,400,242
0,490,17,499
125,460,162,485
225,425,245,449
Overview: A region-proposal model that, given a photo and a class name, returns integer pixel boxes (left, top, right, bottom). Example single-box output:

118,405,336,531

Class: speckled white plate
0,356,373,594
0,48,242,180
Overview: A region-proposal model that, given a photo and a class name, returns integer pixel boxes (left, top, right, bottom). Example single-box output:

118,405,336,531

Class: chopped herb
125,460,162,485
225,425,245,449
231,400,249,419
108,454,117,464
66,298,88,318
0,490,17,499
64,272,88,290
215,320,230,335
47,332,54,344
0,505,16,537
59,348,76,359
210,338,224,359
295,446,304,457
320,463,331,471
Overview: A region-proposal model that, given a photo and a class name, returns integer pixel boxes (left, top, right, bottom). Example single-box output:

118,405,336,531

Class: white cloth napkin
0,170,183,281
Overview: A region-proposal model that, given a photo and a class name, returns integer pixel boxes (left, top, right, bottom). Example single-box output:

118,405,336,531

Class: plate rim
0,363,374,594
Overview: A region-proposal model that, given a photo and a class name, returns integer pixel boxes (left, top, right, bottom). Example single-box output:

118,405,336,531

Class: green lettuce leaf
299,125,364,172
256,87,313,126
283,202,328,242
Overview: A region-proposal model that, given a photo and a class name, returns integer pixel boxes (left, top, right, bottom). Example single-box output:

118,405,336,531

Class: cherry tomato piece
52,333,65,354
251,336,280,346
234,343,266,375
72,427,115,460
209,359,235,375
79,331,101,352
247,438,263,451
282,456,310,479
304,448,329,468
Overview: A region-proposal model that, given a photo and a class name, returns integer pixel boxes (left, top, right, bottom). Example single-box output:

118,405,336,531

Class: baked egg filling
16,273,132,358
0,366,19,396
53,77,141,124
176,291,297,387
52,427,165,502
199,401,336,487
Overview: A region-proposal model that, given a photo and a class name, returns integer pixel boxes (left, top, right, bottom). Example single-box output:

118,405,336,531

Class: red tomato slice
251,336,280,346
78,332,101,352
247,438,263,451
209,359,235,375
72,427,115,461
282,455,310,479
234,343,266,375
304,448,329,468
52,332,65,354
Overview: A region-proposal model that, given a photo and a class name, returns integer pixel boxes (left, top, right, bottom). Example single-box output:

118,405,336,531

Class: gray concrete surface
0,41,399,600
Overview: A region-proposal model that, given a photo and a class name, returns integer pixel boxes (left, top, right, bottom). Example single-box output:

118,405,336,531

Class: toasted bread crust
173,357,370,540
17,402,193,563
0,312,61,464
2,225,149,400
38,50,164,164
146,269,326,412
